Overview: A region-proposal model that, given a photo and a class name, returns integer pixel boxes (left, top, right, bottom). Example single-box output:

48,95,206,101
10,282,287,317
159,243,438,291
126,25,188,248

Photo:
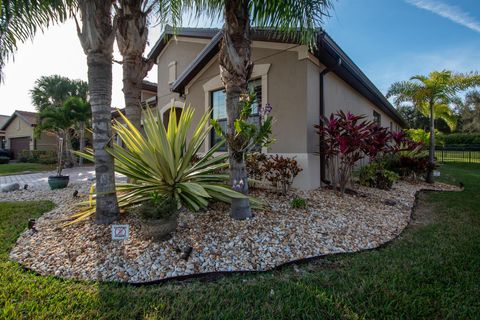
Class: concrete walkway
0,166,126,189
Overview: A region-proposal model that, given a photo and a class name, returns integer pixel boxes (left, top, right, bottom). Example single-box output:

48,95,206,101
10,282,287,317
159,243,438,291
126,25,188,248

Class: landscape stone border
7,180,461,285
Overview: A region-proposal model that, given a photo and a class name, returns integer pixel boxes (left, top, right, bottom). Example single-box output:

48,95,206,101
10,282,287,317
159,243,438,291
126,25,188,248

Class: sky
0,0,479,116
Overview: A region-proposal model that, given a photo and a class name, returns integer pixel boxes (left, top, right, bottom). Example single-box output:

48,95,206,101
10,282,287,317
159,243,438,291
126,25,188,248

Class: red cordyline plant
315,111,372,195
389,130,425,155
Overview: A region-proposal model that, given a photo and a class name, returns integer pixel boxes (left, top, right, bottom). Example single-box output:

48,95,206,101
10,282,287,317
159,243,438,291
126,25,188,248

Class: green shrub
443,133,480,146
359,163,399,190
18,150,56,164
290,197,307,209
406,128,445,146
139,194,178,220
0,156,9,164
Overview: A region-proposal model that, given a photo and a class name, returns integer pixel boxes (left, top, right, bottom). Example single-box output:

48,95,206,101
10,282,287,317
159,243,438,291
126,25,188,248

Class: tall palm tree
193,0,333,219
65,96,91,165
387,70,480,183
115,0,154,130
114,0,183,130
75,0,119,224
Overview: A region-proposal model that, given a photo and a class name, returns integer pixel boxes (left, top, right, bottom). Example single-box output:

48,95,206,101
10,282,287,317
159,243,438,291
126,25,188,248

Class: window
373,110,381,126
211,79,262,151
168,61,177,84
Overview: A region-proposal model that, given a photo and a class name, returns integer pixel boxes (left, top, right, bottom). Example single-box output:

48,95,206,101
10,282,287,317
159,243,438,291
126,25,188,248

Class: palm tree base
230,198,252,220
425,170,434,184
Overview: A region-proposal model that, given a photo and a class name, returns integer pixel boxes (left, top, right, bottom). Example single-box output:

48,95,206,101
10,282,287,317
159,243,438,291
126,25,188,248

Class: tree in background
193,0,333,219
454,91,480,133
35,103,75,169
31,75,90,165
387,70,480,183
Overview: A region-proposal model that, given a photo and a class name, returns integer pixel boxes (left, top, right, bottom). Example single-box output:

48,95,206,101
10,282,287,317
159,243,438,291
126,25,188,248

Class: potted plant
140,193,178,241
48,137,70,189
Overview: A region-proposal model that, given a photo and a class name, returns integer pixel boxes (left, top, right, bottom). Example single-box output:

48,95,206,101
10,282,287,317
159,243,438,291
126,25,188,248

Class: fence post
442,149,444,163
469,151,471,163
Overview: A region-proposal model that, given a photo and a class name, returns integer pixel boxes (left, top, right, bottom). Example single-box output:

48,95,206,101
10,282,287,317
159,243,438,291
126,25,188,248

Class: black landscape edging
17,186,462,287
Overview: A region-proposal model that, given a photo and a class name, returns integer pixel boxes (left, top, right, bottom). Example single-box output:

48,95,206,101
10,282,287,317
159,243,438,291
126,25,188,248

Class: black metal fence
435,145,480,164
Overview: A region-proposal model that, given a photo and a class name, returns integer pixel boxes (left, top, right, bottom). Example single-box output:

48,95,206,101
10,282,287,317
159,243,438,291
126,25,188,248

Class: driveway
0,166,126,190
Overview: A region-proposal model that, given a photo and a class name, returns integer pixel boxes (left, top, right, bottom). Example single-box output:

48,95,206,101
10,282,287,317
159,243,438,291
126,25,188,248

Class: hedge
444,133,480,146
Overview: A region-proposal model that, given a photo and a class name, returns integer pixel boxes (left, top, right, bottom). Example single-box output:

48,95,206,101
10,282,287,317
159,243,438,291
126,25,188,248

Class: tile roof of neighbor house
148,26,407,127
1,110,38,130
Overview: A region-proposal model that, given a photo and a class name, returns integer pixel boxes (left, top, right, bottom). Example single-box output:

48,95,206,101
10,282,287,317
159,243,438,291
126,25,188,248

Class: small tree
35,105,75,176
65,96,91,166
315,111,372,195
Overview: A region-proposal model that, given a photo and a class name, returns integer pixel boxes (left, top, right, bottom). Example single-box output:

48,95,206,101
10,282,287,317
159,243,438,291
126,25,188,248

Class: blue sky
0,0,479,115
325,0,480,93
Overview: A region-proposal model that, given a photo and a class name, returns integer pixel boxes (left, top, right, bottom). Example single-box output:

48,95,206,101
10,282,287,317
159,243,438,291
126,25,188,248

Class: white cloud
406,0,480,33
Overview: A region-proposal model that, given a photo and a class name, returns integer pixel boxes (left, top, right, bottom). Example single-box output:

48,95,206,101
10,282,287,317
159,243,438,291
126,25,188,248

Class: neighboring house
146,26,407,189
0,114,9,149
1,110,57,159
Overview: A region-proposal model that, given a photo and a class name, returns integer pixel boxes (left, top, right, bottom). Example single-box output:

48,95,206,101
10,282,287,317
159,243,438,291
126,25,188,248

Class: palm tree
75,0,119,224
65,96,91,166
31,75,88,165
387,70,480,183
115,0,154,130
35,104,75,174
193,0,333,219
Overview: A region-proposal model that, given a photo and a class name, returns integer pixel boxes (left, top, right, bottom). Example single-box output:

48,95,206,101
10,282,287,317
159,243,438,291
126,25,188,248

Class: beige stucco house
144,27,406,189
1,110,57,159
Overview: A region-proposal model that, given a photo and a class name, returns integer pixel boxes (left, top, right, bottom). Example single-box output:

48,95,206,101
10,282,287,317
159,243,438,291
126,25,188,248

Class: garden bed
7,180,460,283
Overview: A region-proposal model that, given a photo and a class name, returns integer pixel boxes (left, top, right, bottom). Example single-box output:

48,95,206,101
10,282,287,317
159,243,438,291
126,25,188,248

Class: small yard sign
112,225,129,240
433,170,441,177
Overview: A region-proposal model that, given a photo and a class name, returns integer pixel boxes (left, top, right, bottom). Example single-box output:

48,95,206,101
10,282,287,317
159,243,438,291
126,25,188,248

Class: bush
139,194,178,220
359,163,399,190
382,154,436,180
443,133,480,146
18,150,56,164
0,156,9,164
245,153,302,195
290,197,307,209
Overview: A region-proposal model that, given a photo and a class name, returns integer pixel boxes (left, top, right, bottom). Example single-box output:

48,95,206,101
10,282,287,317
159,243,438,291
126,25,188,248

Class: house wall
323,72,401,129
4,117,34,150
156,39,208,109
152,36,404,190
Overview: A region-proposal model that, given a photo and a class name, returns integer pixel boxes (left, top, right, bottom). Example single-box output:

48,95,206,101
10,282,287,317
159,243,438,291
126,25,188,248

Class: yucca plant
69,106,259,225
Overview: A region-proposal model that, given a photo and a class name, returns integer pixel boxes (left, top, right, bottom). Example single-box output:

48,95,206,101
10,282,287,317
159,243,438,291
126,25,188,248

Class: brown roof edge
1,110,38,130
141,80,158,92
147,25,220,61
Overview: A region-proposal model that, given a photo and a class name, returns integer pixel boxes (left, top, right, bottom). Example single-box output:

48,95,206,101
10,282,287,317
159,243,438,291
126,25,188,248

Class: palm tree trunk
116,1,153,131
220,0,253,220
426,102,435,183
77,0,119,224
123,56,143,130
79,121,85,166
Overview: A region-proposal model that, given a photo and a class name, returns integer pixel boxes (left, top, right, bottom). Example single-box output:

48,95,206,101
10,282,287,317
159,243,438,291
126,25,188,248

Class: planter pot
48,175,69,190
142,215,178,241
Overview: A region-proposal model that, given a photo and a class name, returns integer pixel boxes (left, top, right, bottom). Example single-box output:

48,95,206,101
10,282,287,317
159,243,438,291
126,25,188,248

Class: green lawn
0,163,55,176
1,163,479,319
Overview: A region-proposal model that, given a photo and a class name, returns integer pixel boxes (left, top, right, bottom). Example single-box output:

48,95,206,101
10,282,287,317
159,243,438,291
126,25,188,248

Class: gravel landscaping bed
7,180,460,283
